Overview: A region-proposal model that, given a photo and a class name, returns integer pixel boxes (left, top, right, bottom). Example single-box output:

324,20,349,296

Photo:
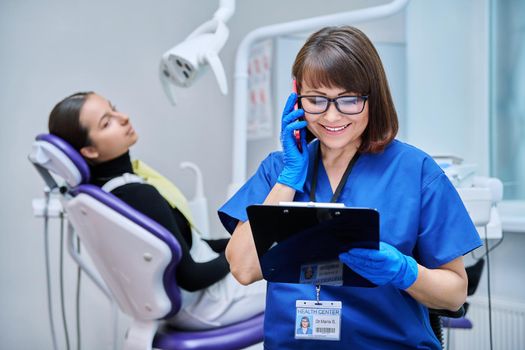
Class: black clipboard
247,203,379,287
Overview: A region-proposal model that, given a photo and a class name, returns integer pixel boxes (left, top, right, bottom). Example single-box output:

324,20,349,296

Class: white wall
405,0,490,175
0,1,398,349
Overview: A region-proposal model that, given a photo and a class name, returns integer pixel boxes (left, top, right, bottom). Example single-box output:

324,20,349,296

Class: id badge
299,260,343,286
295,300,342,341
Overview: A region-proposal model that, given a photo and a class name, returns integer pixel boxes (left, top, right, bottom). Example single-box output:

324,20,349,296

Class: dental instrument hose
76,235,81,350
484,228,493,350
59,212,71,350
43,188,59,350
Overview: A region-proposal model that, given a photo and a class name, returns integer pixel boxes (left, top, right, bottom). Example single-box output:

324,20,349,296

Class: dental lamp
160,0,235,105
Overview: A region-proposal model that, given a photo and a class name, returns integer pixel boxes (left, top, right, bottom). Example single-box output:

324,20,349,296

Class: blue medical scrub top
219,139,482,350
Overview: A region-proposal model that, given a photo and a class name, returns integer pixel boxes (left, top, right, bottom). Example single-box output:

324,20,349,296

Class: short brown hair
292,26,398,153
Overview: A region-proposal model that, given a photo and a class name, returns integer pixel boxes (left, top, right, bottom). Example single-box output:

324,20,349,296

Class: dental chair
439,258,485,327
29,133,264,350
428,257,485,350
429,306,465,349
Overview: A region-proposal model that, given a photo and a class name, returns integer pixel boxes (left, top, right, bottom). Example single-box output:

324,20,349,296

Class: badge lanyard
309,142,360,203
295,142,359,341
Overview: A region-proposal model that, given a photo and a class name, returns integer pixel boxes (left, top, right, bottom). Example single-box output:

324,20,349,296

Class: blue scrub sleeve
416,172,482,268
218,152,284,234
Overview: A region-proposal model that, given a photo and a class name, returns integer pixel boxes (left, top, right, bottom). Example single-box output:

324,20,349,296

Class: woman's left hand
339,242,419,290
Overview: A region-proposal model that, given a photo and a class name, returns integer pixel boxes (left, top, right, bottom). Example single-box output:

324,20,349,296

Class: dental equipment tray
246,203,379,287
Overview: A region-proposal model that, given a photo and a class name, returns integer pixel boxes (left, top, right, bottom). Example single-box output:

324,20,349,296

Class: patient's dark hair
48,92,94,151
292,26,398,153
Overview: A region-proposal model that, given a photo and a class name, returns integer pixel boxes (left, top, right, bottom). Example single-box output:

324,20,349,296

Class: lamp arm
187,18,219,40
188,0,234,40
214,0,235,23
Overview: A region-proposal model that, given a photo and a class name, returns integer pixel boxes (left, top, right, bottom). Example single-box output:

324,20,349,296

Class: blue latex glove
276,92,309,192
339,242,419,290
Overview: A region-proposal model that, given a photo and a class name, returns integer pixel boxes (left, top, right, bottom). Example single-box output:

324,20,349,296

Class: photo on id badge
300,264,317,283
296,315,313,336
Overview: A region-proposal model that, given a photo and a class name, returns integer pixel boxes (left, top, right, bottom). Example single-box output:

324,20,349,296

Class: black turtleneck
89,152,230,292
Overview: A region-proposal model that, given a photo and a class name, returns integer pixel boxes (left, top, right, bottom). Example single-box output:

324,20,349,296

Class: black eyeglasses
298,95,369,115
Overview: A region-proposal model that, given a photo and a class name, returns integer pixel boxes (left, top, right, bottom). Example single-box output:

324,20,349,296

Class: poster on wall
247,39,273,140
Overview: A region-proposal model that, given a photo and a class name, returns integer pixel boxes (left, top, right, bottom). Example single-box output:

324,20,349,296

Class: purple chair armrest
153,313,264,350
441,316,473,329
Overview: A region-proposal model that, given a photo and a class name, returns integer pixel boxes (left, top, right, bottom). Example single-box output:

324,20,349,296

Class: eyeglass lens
299,96,367,115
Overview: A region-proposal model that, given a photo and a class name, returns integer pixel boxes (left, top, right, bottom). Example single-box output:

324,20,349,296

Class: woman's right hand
277,92,309,192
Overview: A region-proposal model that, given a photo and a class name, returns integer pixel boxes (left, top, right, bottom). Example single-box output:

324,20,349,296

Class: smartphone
292,80,303,153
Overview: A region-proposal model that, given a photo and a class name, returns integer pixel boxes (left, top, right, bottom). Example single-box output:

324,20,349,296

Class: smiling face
78,94,138,163
292,26,398,153
301,82,369,155
301,317,310,329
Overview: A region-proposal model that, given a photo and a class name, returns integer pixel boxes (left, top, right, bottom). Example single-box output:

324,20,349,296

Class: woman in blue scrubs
219,26,482,349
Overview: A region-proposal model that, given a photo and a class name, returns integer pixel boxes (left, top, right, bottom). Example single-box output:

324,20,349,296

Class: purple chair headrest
36,133,91,184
